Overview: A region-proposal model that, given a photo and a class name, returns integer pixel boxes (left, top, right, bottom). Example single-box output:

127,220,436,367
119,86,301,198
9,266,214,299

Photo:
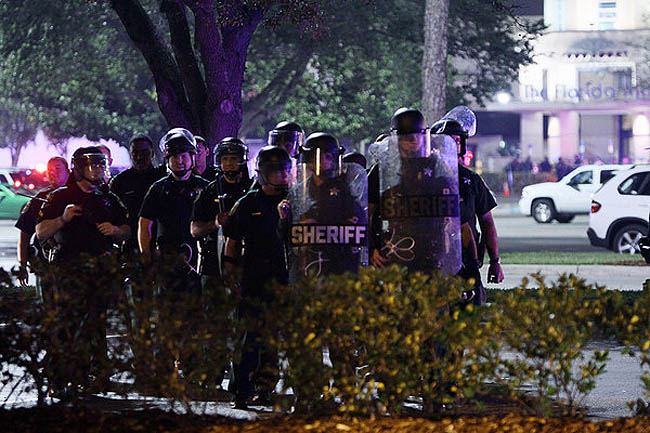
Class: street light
495,91,511,104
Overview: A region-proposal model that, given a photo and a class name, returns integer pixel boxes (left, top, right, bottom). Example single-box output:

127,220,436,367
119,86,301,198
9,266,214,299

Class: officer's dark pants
50,283,109,394
233,283,278,404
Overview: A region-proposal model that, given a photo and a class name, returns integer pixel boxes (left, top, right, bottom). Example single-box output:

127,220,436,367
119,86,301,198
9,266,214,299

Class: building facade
479,0,650,167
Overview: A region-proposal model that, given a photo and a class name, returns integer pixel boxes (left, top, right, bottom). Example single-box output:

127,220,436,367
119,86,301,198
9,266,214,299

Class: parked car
519,164,632,223
588,165,650,254
0,183,31,219
0,168,15,186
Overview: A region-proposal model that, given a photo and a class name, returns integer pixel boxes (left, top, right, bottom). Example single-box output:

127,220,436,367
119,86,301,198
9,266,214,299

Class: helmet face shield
302,148,341,178
258,159,291,187
74,153,109,185
255,145,292,189
268,130,304,157
393,132,428,158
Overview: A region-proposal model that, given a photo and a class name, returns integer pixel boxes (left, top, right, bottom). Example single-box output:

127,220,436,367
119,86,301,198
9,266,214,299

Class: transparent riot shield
441,105,477,137
377,133,461,274
288,162,368,282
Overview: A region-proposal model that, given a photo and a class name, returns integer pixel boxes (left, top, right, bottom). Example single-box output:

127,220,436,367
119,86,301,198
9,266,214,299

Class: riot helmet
256,145,291,191
431,106,477,157
267,121,304,158
431,118,467,156
390,107,428,158
298,132,345,179
71,146,109,186
342,152,367,169
214,137,249,180
159,128,197,177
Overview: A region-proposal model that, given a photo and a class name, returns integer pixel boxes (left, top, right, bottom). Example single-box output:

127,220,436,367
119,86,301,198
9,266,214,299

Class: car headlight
521,188,530,198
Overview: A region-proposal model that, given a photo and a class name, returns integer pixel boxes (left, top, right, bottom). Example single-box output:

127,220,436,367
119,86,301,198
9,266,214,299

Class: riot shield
288,162,368,282
440,105,477,137
377,133,461,274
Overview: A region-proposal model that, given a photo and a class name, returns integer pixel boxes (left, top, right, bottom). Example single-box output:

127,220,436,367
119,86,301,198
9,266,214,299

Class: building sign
523,83,650,103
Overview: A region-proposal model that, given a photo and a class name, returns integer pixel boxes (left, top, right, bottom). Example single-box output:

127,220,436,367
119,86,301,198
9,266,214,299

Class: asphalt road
493,198,597,253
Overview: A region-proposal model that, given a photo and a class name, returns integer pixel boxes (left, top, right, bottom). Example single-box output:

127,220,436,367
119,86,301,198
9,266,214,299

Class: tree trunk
422,0,449,123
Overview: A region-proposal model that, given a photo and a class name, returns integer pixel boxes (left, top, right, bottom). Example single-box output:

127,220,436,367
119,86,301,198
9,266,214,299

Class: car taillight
28,183,35,190
591,200,601,213
13,179,22,189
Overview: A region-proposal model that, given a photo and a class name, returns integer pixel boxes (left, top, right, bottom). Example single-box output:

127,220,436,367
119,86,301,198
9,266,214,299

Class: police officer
35,147,130,394
280,132,367,277
342,152,367,169
36,147,130,260
138,128,209,281
15,156,69,290
110,133,167,254
222,146,291,409
267,121,304,157
191,137,252,281
369,107,461,274
194,135,219,181
431,107,504,304
248,121,305,190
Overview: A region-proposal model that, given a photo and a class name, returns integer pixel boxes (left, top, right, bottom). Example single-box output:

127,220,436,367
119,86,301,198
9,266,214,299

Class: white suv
588,165,650,254
519,164,631,223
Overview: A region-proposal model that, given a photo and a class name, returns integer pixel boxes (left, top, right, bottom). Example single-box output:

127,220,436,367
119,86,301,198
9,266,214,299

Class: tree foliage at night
0,0,542,161
0,1,165,164
245,0,544,147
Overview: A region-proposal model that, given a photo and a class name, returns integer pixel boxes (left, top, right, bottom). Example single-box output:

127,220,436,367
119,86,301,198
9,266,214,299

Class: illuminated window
599,2,616,8
599,22,615,30
599,12,616,18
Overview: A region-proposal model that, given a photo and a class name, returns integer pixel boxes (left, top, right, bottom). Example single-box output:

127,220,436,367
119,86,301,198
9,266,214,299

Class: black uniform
222,188,288,403
36,180,128,391
15,188,55,261
298,175,367,275
109,165,167,253
195,165,219,182
458,165,497,246
38,182,128,261
458,164,497,304
369,158,459,273
139,173,209,264
191,174,252,277
223,188,288,298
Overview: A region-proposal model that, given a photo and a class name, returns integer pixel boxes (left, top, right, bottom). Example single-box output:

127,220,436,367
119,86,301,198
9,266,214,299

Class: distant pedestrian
539,157,552,173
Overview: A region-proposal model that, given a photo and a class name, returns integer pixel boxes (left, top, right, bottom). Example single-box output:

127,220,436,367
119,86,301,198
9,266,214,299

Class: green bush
261,266,493,415
616,280,650,414
491,273,615,415
0,260,638,418
0,254,241,407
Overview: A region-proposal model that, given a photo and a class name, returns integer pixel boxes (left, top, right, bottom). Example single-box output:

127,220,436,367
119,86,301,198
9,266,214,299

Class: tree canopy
244,0,543,148
0,0,543,162
0,1,166,164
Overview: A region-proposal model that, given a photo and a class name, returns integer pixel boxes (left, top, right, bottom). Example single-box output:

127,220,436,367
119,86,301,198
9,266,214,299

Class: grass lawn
499,251,647,265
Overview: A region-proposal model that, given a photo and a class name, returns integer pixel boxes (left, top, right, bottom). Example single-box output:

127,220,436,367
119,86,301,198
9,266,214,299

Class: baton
15,192,49,203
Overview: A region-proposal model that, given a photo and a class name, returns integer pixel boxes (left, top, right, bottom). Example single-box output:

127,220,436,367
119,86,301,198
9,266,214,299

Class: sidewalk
487,264,649,291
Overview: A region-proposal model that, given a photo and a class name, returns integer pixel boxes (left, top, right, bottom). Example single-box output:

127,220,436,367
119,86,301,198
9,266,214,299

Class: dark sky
513,0,543,16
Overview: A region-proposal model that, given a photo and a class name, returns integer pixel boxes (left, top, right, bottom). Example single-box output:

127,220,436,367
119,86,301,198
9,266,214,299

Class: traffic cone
503,180,510,197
